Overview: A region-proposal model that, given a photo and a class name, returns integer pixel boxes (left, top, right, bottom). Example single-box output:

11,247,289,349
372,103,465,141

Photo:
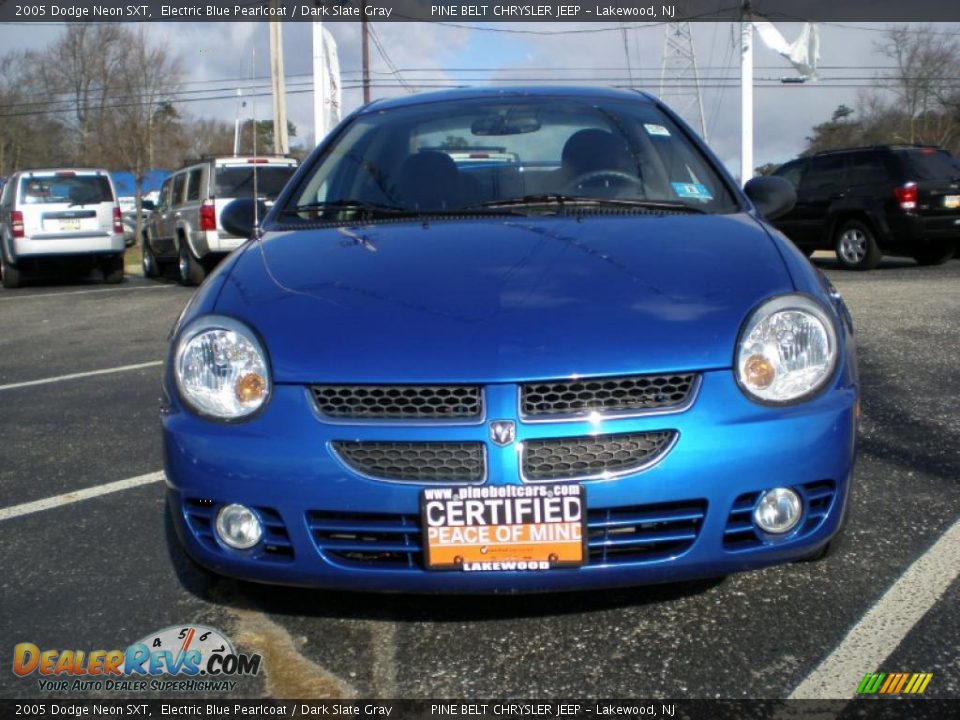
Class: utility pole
660,22,707,140
269,18,289,155
361,2,371,103
741,2,753,183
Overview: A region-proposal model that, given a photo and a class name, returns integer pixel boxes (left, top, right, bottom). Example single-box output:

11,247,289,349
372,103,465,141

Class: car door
794,155,849,247
148,177,175,256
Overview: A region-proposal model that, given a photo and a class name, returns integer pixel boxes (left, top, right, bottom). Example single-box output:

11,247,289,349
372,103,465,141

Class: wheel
102,254,124,284
1,255,22,288
834,219,882,270
178,238,207,287
141,234,160,278
912,241,954,266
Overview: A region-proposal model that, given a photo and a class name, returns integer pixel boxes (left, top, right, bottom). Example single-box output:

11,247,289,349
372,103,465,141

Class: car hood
216,213,793,383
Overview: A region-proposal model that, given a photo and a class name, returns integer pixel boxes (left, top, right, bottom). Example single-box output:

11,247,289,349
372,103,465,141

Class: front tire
912,241,954,266
141,234,160,278
178,238,207,287
834,219,882,270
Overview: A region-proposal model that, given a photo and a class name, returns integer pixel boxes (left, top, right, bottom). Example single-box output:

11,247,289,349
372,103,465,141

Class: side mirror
220,198,268,238
744,176,796,221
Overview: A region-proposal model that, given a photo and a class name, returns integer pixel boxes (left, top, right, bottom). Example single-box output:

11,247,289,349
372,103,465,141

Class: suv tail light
113,206,124,234
200,199,217,231
893,183,918,211
11,210,24,239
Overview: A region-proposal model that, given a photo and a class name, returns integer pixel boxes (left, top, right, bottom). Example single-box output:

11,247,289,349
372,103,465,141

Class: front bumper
163,367,857,593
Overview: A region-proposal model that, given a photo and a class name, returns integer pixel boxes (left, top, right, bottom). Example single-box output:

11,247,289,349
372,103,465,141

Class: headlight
174,315,271,420
736,294,838,404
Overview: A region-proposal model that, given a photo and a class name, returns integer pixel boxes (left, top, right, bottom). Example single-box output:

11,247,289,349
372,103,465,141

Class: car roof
813,144,943,157
17,168,112,176
358,86,656,114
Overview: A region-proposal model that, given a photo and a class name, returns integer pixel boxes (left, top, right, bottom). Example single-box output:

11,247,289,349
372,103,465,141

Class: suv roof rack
813,143,940,156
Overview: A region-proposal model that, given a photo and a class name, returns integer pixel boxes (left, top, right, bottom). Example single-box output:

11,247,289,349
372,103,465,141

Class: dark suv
772,145,960,269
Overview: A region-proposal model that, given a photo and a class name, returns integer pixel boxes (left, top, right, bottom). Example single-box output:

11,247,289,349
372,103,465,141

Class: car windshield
215,166,297,199
19,175,113,205
286,95,739,220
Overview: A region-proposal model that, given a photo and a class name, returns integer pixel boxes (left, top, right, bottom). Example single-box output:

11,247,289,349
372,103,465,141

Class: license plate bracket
421,484,586,571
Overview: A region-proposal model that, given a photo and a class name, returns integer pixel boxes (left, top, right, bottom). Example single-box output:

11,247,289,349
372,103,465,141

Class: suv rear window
215,166,296,199
19,175,113,205
895,148,960,181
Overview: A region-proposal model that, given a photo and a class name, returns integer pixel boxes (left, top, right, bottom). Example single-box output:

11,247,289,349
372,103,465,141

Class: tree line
0,24,301,202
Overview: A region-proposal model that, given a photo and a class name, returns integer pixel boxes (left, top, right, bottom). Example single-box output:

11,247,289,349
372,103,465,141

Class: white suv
142,156,298,286
0,169,125,288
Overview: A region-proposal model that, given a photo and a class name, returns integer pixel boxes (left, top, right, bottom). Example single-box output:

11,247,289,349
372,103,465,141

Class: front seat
561,129,634,181
393,151,461,211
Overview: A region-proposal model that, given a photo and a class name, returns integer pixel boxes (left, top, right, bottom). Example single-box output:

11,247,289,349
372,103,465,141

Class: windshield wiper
284,199,417,219
467,195,706,213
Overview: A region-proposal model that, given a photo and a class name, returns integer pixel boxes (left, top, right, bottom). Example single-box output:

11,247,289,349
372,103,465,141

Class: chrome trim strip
518,431,679,484
518,374,702,424
326,440,489,486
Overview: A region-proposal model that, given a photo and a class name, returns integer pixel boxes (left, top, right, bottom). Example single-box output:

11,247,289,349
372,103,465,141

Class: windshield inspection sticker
643,123,672,137
671,182,713,200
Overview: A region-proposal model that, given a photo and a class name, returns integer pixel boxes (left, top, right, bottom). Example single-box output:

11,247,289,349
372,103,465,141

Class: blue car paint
162,87,858,592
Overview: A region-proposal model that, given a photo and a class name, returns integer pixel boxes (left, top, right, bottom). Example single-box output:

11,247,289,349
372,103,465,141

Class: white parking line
789,517,960,699
0,284,175,302
0,471,164,522
0,360,163,392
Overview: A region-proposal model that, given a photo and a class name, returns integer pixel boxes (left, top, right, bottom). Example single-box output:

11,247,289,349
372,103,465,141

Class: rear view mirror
471,112,541,136
744,176,796,220
220,198,268,239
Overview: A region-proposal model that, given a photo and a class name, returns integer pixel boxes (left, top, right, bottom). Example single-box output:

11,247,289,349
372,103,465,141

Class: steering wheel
563,170,645,194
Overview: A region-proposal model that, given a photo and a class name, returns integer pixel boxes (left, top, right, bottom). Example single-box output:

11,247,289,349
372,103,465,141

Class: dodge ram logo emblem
489,420,516,446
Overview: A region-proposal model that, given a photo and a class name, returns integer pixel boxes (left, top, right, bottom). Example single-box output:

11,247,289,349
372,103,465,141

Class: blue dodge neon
162,87,859,593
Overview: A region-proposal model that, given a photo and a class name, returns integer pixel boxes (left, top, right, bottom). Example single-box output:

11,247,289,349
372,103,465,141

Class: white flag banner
322,26,342,133
753,21,820,80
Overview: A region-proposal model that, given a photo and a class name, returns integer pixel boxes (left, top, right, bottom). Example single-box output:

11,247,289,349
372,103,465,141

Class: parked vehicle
163,87,857,593
772,145,960,270
0,169,125,288
142,156,298,286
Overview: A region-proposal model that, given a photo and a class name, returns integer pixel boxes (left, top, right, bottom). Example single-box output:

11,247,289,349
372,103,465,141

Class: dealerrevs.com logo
13,625,261,693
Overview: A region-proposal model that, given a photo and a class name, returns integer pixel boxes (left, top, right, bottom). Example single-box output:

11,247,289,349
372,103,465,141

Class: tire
102,254,125,284
834,219,882,270
141,234,160,278
178,237,207,287
1,255,22,288
912,241,954,266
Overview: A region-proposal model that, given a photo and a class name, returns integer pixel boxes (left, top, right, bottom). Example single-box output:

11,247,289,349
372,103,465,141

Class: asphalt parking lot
1,256,957,701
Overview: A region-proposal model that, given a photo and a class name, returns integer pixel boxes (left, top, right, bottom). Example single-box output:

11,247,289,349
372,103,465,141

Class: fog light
215,504,262,550
753,488,802,534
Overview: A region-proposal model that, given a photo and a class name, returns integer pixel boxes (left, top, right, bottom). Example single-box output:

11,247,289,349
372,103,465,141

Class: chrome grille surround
331,441,486,483
521,430,677,482
312,384,483,422
520,373,699,421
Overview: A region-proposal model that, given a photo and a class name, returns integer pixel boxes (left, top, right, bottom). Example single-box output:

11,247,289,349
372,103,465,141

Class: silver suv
0,169,125,288
142,156,298,286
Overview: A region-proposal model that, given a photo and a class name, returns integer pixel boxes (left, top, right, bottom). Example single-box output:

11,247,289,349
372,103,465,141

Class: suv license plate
944,195,960,209
422,484,586,571
60,219,81,231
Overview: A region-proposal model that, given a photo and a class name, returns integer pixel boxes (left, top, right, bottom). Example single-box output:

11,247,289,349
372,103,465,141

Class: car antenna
250,47,261,239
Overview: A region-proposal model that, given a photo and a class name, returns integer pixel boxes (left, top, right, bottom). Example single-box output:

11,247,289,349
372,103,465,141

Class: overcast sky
2,20,956,177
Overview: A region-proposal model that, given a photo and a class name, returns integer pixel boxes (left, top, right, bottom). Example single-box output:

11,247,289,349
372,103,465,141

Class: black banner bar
1,0,959,24
1,699,957,719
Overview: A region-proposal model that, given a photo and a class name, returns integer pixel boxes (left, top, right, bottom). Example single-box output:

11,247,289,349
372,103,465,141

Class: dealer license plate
421,484,586,571
944,195,960,209
60,219,81,231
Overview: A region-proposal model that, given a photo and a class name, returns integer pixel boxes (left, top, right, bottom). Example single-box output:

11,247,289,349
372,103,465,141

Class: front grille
183,499,294,561
312,384,482,420
522,431,676,481
331,441,486,482
723,480,837,550
307,500,707,570
307,510,422,569
588,500,707,564
521,373,697,417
